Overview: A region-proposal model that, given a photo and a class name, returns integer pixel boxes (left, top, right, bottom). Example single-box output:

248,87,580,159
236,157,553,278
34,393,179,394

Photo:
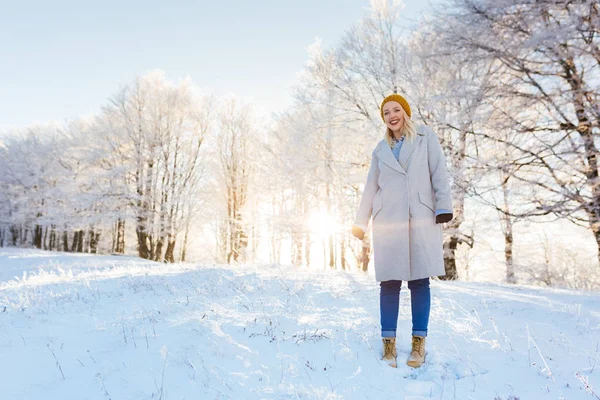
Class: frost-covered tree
215,97,256,263
435,0,600,267
0,121,107,253
100,71,211,262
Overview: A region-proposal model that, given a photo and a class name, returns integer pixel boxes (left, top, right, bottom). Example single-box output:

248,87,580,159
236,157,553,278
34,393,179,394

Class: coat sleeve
354,148,380,230
426,127,453,211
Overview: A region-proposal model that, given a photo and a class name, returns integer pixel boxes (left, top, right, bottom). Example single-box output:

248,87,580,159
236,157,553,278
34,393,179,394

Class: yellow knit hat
380,94,411,120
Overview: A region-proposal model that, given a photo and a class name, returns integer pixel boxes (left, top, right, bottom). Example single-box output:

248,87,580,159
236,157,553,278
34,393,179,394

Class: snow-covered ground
1,248,599,399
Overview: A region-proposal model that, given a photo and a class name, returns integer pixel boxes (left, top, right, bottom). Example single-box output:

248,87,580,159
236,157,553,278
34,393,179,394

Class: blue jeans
380,278,430,338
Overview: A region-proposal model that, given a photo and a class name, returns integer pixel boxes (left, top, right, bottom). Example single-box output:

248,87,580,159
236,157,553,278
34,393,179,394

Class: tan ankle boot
406,335,426,368
382,337,397,368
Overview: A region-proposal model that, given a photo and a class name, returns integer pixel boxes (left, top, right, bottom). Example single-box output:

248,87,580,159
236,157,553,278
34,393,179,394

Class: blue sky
1,0,434,131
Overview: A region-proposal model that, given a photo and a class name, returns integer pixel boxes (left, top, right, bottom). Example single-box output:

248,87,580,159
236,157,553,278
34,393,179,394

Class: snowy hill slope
0,248,599,399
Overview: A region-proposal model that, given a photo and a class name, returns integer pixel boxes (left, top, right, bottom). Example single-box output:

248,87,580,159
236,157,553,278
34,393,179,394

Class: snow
1,248,599,399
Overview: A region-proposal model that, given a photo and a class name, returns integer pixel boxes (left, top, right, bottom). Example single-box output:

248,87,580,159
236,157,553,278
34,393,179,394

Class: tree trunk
328,234,335,269
589,213,600,269
10,226,18,246
111,221,116,253
77,230,84,253
239,228,248,261
232,225,247,262
504,225,515,283
117,219,125,254
180,219,190,262
62,230,69,252
144,149,156,259
439,124,467,280
441,236,459,280
293,234,303,266
154,238,164,262
34,225,42,249
148,234,156,261
89,227,99,254
227,216,235,263
164,239,176,263
359,237,370,272
43,226,48,250
228,206,248,263
304,232,311,267
136,207,150,258
136,228,148,258
83,229,90,253
501,168,516,284
340,238,346,271
49,225,56,251
218,218,228,263
135,158,150,259
71,230,78,252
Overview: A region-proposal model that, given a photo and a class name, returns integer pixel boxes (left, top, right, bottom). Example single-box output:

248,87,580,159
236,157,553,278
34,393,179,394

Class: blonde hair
384,110,417,147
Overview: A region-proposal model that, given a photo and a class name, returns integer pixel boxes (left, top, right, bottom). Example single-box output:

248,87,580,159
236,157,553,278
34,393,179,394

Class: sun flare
308,209,338,239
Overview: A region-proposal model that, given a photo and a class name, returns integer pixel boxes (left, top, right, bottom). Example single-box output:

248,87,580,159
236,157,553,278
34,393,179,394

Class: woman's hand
435,212,453,224
351,225,365,240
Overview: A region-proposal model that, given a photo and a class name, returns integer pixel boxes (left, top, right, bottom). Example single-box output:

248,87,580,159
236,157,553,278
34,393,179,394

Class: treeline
0,72,258,264
1,0,599,290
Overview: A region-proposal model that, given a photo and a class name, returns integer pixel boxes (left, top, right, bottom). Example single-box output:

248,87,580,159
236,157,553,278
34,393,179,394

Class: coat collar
377,141,405,174
398,134,420,171
375,131,425,175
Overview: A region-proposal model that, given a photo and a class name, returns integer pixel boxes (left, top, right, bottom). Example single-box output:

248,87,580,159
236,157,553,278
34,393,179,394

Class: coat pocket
372,191,383,220
418,192,435,213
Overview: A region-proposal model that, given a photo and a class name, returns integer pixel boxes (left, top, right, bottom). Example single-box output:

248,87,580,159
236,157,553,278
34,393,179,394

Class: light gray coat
354,124,452,282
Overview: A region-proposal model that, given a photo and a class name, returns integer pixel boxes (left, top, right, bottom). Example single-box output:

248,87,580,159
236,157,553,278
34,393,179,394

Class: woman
352,94,453,369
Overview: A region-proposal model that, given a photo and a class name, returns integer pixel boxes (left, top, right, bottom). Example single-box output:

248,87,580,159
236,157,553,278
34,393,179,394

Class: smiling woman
351,93,454,369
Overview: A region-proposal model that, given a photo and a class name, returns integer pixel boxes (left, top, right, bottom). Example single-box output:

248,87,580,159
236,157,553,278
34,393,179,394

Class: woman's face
382,101,405,133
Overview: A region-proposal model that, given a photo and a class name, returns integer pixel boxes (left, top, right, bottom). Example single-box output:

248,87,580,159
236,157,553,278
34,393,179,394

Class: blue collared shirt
391,136,404,161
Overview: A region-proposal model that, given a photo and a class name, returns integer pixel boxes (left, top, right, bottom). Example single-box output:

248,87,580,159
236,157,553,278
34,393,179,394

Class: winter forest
2,0,600,291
